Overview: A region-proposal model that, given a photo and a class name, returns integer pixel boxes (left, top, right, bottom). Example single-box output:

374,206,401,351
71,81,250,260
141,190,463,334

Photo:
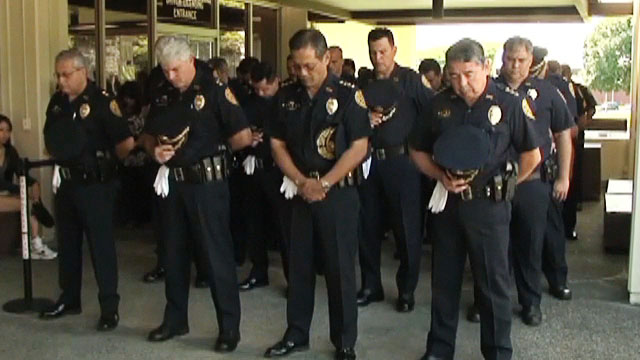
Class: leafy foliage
584,16,632,93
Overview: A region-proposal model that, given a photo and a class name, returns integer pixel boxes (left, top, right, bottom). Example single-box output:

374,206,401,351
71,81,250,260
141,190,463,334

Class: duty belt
372,143,408,160
59,163,116,184
169,154,229,184
460,161,519,202
255,157,276,170
308,167,364,188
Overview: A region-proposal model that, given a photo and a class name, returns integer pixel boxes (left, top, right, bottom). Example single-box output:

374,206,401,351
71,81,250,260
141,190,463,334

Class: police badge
316,126,337,160
79,103,91,119
194,94,206,110
488,105,502,126
527,88,538,100
326,98,338,115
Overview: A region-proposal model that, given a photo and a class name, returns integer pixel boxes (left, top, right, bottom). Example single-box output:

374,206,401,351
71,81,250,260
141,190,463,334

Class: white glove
243,155,256,175
280,176,298,199
428,180,448,213
52,165,61,194
362,156,372,179
154,165,170,198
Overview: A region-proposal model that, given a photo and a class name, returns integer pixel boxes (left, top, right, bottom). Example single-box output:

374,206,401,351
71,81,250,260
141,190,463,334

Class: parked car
601,101,620,110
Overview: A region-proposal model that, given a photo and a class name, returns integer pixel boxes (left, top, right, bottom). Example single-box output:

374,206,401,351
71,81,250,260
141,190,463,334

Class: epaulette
434,85,450,96
339,79,356,89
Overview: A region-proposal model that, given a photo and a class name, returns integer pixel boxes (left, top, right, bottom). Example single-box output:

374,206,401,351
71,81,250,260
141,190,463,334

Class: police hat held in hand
433,124,491,181
363,78,400,121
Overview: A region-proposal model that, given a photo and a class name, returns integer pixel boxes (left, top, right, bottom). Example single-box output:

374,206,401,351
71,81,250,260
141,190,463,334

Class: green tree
584,16,632,93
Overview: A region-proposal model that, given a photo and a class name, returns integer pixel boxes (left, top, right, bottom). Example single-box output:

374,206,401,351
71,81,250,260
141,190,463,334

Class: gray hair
445,38,485,66
503,36,533,55
155,35,192,65
55,49,88,69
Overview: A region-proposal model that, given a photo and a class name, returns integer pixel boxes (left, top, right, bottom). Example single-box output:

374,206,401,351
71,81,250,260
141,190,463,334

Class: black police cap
433,125,491,172
363,78,400,115
44,116,87,162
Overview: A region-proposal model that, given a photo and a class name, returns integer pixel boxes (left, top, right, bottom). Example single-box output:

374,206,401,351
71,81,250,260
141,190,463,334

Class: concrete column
0,0,69,226
278,6,307,77
628,0,640,305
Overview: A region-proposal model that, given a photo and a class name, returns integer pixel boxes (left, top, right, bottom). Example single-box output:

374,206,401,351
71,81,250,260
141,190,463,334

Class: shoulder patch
225,88,239,106
355,90,367,109
522,98,536,121
109,99,122,117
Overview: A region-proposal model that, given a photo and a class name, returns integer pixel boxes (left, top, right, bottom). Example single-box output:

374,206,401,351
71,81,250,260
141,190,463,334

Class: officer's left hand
251,131,264,147
300,179,326,203
369,111,384,127
553,177,570,201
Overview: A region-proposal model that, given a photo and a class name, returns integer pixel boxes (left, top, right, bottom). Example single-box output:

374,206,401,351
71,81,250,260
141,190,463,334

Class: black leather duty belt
372,143,408,160
59,165,114,184
169,155,229,184
308,166,364,188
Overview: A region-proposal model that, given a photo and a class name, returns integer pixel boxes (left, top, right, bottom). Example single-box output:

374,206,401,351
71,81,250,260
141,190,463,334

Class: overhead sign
157,0,214,28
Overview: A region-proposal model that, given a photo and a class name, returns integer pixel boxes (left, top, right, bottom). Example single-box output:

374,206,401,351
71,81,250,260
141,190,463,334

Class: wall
0,0,69,227
278,6,307,77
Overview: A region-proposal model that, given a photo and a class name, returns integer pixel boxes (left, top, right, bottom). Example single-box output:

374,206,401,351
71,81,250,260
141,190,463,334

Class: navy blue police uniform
357,64,433,311
238,90,291,287
410,79,539,360
143,65,209,286
266,73,371,351
495,75,574,319
42,81,131,323
143,60,248,344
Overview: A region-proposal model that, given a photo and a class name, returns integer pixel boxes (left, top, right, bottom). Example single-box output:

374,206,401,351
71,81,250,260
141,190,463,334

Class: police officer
496,37,574,326
40,49,135,331
237,61,291,290
140,36,251,352
410,38,541,360
356,28,433,312
263,29,370,360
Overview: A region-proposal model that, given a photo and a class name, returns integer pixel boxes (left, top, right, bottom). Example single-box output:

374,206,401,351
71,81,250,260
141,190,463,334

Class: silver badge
488,105,502,126
527,88,538,100
326,98,338,115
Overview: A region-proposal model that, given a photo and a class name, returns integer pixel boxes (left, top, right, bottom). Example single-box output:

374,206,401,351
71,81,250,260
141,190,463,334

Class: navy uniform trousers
156,179,240,337
285,187,359,350
244,166,291,281
427,196,512,360
55,180,119,316
510,179,551,307
358,154,422,296
542,196,569,289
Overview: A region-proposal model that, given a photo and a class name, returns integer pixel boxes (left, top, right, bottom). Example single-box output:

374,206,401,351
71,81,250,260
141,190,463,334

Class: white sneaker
30,238,57,260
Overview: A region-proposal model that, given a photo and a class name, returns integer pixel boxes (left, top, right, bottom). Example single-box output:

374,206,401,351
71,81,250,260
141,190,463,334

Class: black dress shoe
97,313,119,331
264,339,309,358
421,354,447,360
550,285,572,300
147,323,189,342
194,276,209,288
356,289,384,307
521,305,542,326
143,267,165,283
396,293,415,313
238,277,269,291
335,347,356,360
39,302,81,319
214,335,239,353
466,304,480,323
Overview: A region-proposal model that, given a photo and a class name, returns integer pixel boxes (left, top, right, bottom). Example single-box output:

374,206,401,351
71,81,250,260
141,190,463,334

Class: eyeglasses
54,68,82,80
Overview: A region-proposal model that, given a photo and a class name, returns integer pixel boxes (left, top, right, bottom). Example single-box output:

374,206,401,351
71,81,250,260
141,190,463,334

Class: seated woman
0,114,56,259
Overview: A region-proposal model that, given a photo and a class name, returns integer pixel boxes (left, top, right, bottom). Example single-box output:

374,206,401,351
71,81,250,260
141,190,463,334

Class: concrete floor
0,198,639,360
